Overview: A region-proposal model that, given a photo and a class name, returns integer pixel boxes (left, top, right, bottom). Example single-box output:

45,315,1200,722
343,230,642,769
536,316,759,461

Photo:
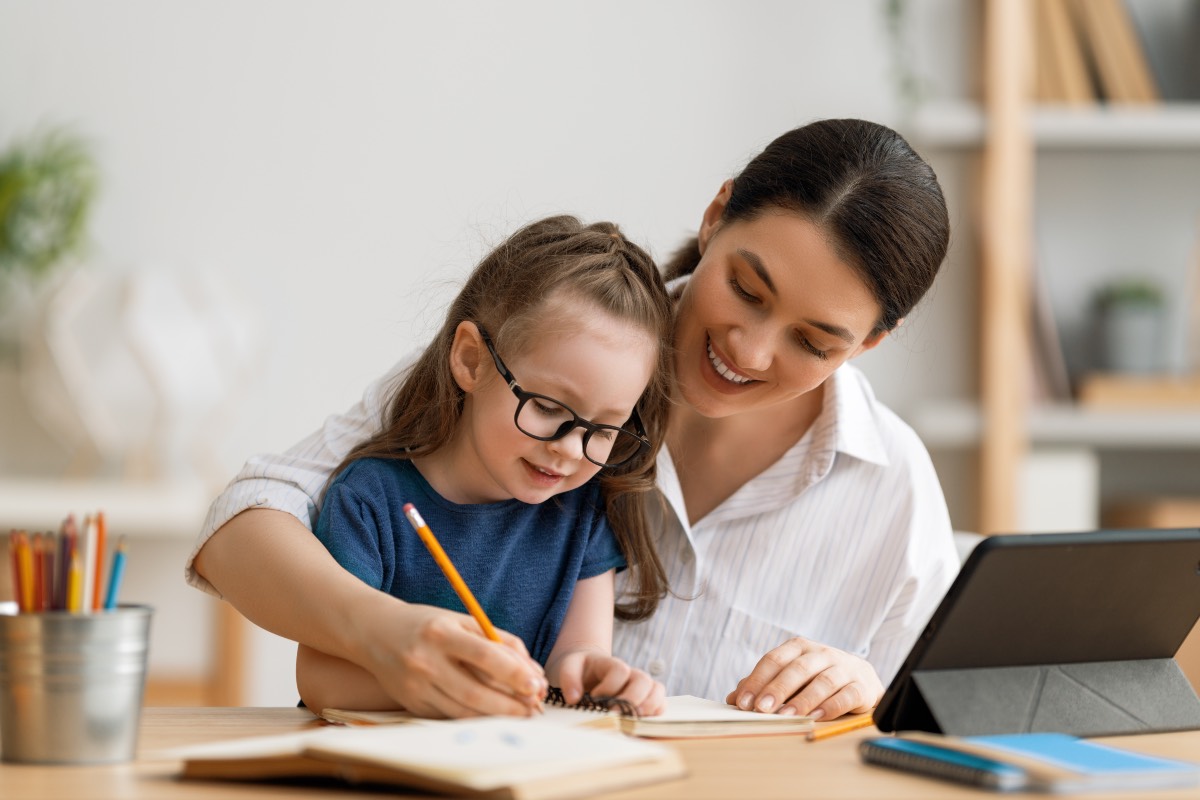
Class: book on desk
162,716,685,800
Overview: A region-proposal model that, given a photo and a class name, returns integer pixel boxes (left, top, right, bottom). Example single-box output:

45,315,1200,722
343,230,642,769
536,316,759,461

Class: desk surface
3,707,1199,800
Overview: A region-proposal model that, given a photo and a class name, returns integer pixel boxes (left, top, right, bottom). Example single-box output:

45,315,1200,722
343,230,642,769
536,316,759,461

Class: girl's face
674,197,888,420
450,301,657,505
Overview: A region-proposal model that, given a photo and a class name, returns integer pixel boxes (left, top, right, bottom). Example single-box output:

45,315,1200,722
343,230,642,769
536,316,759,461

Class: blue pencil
103,538,127,611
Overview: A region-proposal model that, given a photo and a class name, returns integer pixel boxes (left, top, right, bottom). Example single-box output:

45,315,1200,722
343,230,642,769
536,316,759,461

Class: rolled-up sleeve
184,353,417,596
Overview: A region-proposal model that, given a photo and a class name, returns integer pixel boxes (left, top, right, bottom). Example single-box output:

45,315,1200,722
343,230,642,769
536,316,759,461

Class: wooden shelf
909,400,1200,450
911,100,1200,149
0,478,210,538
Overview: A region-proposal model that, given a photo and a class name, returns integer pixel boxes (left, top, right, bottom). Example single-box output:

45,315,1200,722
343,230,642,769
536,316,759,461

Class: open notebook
323,692,814,739
162,717,685,800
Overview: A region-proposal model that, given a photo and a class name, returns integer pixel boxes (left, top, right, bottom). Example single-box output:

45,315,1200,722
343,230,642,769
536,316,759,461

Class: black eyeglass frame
475,323,651,468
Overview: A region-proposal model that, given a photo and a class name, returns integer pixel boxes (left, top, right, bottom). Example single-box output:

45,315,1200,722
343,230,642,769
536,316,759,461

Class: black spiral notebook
322,688,813,738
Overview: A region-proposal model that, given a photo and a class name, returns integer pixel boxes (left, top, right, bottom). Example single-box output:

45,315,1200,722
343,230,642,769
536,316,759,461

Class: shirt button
648,659,666,676
255,496,270,505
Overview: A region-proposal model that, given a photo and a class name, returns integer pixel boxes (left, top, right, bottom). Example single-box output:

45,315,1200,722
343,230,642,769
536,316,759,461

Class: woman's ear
698,179,734,255
854,318,903,358
448,321,486,392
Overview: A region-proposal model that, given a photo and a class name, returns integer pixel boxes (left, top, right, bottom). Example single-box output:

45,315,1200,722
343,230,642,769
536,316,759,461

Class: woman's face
673,203,888,420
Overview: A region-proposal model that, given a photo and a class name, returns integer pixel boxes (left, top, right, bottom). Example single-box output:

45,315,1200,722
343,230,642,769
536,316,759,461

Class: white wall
0,1,973,705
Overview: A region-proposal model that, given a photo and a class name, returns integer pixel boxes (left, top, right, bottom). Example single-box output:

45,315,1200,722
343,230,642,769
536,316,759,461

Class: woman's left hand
725,637,883,720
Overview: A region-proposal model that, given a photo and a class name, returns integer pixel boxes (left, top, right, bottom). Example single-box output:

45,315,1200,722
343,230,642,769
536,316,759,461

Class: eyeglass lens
515,396,643,466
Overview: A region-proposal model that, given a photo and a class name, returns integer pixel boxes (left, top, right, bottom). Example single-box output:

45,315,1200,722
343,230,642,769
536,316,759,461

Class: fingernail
809,708,825,720
777,705,797,717
756,695,775,713
737,692,753,710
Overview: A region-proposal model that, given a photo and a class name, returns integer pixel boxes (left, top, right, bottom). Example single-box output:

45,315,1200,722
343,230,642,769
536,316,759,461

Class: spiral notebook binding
545,686,639,719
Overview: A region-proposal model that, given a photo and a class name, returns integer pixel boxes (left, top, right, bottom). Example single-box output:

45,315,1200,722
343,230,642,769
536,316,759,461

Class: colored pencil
31,533,44,612
402,503,501,642
66,550,83,613
103,537,127,611
806,712,876,742
80,515,97,615
92,511,107,611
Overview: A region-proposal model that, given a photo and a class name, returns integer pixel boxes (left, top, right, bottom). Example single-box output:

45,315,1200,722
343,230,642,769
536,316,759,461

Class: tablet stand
904,659,1200,737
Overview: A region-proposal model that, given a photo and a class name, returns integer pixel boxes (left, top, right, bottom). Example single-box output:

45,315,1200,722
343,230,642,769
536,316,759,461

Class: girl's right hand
359,602,547,718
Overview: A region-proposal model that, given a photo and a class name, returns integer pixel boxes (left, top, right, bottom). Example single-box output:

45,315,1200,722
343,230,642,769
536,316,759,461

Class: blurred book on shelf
1069,0,1160,104
1034,0,1162,105
1035,0,1095,105
1029,256,1074,405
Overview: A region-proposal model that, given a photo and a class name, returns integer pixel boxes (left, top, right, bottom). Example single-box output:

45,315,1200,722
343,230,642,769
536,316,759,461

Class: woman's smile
706,337,755,386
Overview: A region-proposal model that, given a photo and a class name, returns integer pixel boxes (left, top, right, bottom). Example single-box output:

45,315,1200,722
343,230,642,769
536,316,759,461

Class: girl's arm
297,644,397,713
544,571,665,716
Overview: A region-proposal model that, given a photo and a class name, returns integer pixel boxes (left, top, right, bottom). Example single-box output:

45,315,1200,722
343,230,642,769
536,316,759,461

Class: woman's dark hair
663,118,950,336
330,215,673,621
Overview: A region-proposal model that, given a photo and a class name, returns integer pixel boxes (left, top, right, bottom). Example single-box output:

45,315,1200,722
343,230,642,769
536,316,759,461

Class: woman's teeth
708,341,752,385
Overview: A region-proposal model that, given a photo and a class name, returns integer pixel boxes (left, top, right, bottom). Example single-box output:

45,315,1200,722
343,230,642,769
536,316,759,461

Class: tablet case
874,529,1200,737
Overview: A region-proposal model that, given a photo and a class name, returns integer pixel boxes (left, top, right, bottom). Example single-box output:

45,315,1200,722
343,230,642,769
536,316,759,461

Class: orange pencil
91,511,107,611
806,712,876,742
402,503,501,643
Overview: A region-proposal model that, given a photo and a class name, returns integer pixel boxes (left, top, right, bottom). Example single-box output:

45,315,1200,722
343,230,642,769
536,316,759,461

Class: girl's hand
358,602,547,719
724,637,882,721
552,649,666,717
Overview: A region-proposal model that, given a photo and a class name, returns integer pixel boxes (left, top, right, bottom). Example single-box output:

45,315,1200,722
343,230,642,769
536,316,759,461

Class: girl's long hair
332,215,674,621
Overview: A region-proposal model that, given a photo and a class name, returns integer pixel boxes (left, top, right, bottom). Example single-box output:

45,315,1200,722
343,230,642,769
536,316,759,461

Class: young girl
295,215,674,717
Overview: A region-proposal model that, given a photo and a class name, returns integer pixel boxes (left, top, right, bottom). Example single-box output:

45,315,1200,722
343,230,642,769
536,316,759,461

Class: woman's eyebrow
806,319,855,343
738,247,856,343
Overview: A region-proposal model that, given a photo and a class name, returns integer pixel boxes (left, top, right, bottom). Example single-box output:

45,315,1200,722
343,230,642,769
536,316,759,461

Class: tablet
873,528,1200,736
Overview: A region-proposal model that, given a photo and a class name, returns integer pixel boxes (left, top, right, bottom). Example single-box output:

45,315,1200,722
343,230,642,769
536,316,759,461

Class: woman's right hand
357,601,548,718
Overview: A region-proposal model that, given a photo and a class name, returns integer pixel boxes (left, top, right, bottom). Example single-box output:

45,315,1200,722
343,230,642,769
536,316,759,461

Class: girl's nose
546,428,586,462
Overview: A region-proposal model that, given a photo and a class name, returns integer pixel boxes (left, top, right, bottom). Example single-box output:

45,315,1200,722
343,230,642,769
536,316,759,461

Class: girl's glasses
475,324,651,468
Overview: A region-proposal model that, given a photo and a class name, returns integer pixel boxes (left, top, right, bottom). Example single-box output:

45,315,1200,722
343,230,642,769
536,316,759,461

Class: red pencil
31,533,44,612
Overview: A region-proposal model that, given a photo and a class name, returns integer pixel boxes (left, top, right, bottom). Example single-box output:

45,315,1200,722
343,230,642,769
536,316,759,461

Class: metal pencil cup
0,605,153,764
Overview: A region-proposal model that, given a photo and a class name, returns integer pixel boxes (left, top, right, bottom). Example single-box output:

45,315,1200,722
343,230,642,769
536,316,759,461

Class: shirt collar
825,363,890,467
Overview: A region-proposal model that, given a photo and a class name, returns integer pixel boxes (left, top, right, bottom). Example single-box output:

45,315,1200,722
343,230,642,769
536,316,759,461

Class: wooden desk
3,707,1200,799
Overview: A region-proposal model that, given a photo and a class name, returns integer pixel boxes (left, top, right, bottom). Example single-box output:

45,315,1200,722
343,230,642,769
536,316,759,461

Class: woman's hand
725,637,883,720
356,602,547,719
551,649,666,717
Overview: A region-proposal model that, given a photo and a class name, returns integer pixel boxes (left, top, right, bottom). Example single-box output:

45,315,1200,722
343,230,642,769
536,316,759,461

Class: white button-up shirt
188,355,956,698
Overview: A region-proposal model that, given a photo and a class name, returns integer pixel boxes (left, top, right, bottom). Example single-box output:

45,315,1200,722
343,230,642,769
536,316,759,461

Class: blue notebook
860,732,1200,793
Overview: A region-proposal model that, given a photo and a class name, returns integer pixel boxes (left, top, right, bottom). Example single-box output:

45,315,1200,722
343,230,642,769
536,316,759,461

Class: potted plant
0,125,98,357
1093,277,1166,374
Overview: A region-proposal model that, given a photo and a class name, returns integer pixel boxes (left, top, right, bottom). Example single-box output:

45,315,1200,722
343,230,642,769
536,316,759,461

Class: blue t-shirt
314,458,625,664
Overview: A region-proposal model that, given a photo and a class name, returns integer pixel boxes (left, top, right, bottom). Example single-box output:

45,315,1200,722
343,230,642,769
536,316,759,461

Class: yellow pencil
402,502,501,643
806,712,875,742
66,550,83,613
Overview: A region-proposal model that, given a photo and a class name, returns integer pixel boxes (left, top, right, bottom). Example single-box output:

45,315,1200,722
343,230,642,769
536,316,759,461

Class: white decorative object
19,266,258,483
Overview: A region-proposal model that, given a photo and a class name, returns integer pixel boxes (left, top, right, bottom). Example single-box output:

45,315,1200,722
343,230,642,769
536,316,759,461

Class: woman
188,118,958,720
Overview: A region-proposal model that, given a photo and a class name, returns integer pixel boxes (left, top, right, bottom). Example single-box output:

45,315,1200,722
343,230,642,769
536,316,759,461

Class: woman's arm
199,508,547,717
545,571,665,716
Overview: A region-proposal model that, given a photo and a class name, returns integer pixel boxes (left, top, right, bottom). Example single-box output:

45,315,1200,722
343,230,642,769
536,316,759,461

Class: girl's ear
449,321,486,392
698,179,734,255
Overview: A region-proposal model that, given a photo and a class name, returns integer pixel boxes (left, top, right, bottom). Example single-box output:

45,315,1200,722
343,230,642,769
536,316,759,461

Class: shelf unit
911,0,1200,535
